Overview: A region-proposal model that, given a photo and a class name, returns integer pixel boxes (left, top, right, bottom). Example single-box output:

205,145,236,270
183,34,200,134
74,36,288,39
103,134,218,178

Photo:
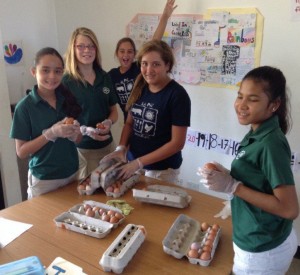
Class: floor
287,257,300,275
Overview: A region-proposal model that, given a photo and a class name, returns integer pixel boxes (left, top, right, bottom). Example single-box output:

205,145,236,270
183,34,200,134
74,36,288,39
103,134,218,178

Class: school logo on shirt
235,150,245,160
132,103,157,138
103,87,110,94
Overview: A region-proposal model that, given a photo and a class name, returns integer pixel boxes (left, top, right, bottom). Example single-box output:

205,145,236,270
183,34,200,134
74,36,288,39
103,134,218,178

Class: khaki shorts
77,142,115,180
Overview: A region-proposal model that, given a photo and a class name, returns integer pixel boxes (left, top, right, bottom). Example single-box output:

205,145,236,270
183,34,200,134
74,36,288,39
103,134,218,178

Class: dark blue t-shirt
128,80,191,170
108,62,140,121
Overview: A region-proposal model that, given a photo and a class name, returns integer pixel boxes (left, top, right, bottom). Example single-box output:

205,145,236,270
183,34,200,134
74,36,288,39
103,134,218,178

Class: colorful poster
127,8,264,89
3,41,23,65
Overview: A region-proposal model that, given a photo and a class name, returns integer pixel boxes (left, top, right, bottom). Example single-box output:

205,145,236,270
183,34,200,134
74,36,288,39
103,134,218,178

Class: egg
200,251,211,261
190,242,201,251
101,214,110,222
212,223,220,232
203,163,219,171
65,117,74,124
99,208,106,215
83,203,92,211
86,208,95,217
204,239,213,248
107,210,116,216
113,187,121,193
110,216,119,224
201,222,210,232
115,212,124,220
188,249,199,258
106,186,114,193
96,122,105,129
202,245,212,253
78,184,85,190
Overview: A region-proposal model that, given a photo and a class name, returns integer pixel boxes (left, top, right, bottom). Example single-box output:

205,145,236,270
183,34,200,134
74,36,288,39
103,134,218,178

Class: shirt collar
29,85,64,105
240,115,280,146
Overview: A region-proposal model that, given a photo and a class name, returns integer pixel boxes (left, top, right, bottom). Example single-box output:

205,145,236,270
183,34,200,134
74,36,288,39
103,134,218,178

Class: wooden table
0,176,233,274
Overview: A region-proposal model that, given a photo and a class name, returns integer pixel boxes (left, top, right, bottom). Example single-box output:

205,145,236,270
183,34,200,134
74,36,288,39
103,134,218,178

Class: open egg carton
54,200,126,238
77,158,140,198
162,214,221,267
132,185,192,208
100,224,146,274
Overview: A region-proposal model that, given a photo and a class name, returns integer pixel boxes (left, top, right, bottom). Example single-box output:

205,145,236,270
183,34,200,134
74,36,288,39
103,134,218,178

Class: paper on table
45,257,87,275
0,217,32,248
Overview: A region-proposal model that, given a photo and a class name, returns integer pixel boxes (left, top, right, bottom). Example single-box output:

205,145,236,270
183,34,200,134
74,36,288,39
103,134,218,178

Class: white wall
0,0,299,242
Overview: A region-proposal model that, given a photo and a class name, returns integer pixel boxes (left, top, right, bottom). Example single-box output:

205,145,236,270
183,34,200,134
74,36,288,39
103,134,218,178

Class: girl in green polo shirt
199,66,299,274
10,47,82,198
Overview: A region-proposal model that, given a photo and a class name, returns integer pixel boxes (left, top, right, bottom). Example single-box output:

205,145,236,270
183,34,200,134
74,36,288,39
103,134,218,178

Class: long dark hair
242,66,292,134
34,47,82,118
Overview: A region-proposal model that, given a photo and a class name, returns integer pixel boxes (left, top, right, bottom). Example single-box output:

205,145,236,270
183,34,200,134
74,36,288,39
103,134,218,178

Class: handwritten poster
127,8,264,88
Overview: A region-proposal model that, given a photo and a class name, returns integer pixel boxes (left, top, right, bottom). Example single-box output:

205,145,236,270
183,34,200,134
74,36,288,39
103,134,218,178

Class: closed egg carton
162,214,221,266
104,174,140,198
54,211,114,239
77,158,120,195
132,185,192,208
69,200,125,228
99,224,146,274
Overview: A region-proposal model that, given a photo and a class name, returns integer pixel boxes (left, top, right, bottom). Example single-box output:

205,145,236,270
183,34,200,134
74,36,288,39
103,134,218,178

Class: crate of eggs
54,200,125,238
162,214,221,266
77,158,140,198
132,185,192,208
99,224,146,274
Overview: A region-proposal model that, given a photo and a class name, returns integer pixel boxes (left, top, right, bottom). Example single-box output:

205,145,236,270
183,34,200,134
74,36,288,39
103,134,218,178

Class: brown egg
201,222,210,232
204,162,219,171
83,204,92,211
101,214,110,222
96,122,105,129
202,245,212,253
188,249,199,258
212,223,220,232
107,210,116,216
92,206,100,212
99,208,106,215
65,117,74,125
110,216,119,224
86,208,95,217
115,212,124,220
78,184,85,190
200,251,211,260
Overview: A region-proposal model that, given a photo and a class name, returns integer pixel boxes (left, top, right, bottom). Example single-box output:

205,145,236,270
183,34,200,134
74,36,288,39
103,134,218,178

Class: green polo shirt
230,115,294,252
10,85,79,180
62,68,118,149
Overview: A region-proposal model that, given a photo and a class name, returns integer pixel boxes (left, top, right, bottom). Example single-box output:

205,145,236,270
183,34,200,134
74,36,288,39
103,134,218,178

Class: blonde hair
126,40,174,111
64,27,102,83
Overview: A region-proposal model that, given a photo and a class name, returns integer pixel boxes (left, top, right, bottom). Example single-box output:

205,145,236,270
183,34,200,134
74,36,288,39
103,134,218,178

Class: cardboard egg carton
132,185,192,208
77,158,139,198
54,212,114,239
69,200,125,228
162,214,221,266
99,224,146,274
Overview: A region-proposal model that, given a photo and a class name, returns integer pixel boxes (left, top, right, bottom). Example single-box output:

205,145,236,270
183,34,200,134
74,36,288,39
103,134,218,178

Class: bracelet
136,158,144,169
115,145,126,151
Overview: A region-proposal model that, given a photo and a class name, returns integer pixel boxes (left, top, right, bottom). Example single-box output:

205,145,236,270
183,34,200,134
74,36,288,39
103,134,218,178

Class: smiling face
31,54,63,93
117,41,136,73
234,79,279,131
140,51,170,92
74,34,96,66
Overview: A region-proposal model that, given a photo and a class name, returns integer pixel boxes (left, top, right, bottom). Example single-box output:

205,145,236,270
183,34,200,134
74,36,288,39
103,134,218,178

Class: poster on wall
127,8,264,88
291,0,300,21
3,40,23,65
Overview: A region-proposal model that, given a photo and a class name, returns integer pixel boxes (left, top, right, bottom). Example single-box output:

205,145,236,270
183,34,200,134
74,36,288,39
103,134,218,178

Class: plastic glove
96,119,112,135
100,145,127,164
118,158,143,180
214,200,231,219
80,125,110,141
201,169,241,195
43,118,78,142
68,120,81,142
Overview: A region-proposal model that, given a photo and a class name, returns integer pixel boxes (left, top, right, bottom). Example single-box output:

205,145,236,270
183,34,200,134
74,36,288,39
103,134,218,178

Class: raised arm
152,0,177,40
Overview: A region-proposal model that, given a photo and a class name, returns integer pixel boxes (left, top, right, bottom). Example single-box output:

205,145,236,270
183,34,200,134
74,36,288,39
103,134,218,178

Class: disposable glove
43,118,79,142
96,119,112,135
80,125,110,141
117,158,143,180
68,120,81,142
214,200,232,219
200,169,241,194
100,145,127,164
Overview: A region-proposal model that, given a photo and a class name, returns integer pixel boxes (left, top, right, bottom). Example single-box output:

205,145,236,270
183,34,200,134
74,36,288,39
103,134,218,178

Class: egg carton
104,174,140,198
77,158,120,195
132,185,192,208
99,224,146,274
162,214,221,266
54,212,113,239
69,200,125,228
